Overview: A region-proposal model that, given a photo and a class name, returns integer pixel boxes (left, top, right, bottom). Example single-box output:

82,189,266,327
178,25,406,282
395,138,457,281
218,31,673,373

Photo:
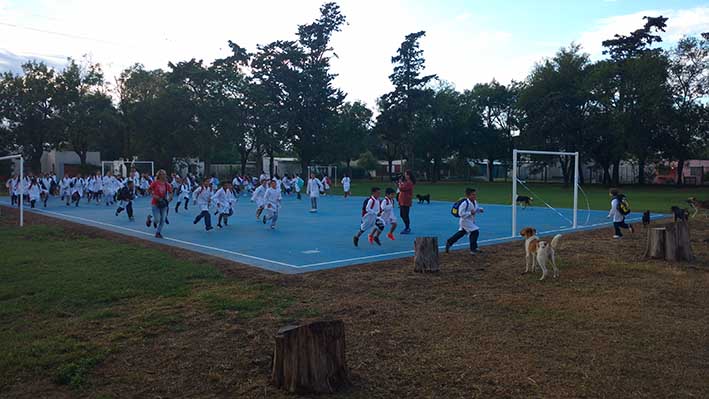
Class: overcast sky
2,0,709,107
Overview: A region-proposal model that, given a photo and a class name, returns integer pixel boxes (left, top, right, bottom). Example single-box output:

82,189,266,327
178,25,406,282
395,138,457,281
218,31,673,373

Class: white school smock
307,179,323,198
458,199,483,233
27,183,41,200
380,197,396,224
193,186,212,211
71,178,85,196
360,196,381,231
264,187,282,211
341,177,351,192
251,185,267,207
608,198,624,222
211,188,232,213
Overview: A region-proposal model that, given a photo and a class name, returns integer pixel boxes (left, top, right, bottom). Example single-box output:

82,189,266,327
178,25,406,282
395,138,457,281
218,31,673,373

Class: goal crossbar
0,154,24,227
512,149,579,237
101,160,155,177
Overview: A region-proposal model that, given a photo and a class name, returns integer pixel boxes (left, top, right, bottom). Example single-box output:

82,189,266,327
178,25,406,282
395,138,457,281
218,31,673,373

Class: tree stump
271,320,350,394
643,221,694,262
414,237,439,273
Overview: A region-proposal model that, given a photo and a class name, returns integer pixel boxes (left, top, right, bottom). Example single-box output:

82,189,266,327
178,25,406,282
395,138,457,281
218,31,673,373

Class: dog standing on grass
520,227,562,281
642,210,651,227
516,195,533,209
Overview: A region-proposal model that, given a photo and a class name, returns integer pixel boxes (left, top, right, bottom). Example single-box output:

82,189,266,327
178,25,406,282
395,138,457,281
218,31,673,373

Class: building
40,150,101,176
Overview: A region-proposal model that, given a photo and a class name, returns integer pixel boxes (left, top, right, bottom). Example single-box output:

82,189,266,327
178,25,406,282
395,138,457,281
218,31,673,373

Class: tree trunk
271,320,350,394
269,151,275,177
239,147,250,175
676,159,685,186
301,159,309,178
644,227,666,259
487,159,494,182
638,157,646,185
643,222,694,262
612,159,621,186
414,237,439,273
602,165,611,185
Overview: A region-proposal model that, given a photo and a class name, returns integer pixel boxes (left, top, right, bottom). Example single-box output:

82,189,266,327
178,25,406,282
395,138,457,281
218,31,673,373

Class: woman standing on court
398,170,415,234
146,169,173,238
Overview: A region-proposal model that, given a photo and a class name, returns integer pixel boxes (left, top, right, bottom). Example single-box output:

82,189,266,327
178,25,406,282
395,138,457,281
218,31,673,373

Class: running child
173,177,192,213
341,174,351,199
115,180,136,221
608,188,634,239
353,187,383,247
251,179,268,220
444,188,484,255
262,180,282,229
212,182,236,228
192,178,214,231
379,188,398,241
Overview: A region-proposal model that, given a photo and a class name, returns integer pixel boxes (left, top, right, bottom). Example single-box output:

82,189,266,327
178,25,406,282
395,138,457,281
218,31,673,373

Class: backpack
451,198,466,218
615,194,631,216
361,197,376,217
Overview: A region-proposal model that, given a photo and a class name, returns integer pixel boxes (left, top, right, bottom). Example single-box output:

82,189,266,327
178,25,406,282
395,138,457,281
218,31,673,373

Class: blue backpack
451,198,466,218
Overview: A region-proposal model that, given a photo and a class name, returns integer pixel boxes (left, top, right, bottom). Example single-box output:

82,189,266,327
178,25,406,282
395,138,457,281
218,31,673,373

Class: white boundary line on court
7,200,649,272
29,207,298,268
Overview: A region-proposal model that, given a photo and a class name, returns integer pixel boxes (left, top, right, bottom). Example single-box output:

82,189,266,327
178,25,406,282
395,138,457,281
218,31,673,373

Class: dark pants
195,210,212,229
117,202,134,218
447,229,480,251
613,219,630,236
400,206,411,229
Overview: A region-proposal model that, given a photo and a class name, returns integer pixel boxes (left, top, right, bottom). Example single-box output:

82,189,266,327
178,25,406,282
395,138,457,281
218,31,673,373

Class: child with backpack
608,188,634,239
353,187,384,247
380,188,398,241
445,188,484,255
115,180,136,221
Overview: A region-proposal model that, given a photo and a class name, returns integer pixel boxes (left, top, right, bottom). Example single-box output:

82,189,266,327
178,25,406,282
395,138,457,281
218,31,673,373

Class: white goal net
512,149,580,237
101,160,155,178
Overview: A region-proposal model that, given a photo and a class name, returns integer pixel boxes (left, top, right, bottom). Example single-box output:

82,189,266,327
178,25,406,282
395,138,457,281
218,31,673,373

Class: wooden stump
271,320,350,394
643,221,694,262
414,237,439,273
644,227,666,259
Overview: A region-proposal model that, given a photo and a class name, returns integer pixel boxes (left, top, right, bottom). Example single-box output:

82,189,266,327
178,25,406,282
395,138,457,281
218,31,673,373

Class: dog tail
551,234,562,250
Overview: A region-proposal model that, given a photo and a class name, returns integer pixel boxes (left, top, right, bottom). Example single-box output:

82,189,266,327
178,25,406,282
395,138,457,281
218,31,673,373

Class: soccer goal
511,149,580,237
307,165,338,183
0,154,24,227
101,160,155,178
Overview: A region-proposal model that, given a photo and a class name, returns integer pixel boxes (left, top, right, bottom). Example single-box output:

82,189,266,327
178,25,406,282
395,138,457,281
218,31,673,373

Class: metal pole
512,149,518,237
573,152,579,229
19,156,24,227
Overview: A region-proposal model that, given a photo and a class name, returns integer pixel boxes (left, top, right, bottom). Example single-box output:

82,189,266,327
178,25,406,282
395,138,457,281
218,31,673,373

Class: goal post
512,149,579,237
101,160,155,177
0,154,24,227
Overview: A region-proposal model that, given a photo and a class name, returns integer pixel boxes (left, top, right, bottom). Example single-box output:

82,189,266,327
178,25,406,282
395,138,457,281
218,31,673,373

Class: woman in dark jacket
397,170,415,234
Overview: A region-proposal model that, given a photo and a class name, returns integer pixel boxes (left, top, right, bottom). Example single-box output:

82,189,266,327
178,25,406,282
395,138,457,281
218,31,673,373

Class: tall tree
290,2,347,172
0,61,61,170
601,16,671,184
468,79,519,182
387,31,437,171
330,101,373,170
667,34,709,184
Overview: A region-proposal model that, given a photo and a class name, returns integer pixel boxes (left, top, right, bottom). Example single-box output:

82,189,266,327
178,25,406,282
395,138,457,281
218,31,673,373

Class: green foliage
356,150,379,172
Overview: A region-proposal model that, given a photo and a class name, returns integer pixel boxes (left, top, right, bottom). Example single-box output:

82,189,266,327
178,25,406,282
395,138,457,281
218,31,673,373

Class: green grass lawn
0,223,296,391
332,180,709,213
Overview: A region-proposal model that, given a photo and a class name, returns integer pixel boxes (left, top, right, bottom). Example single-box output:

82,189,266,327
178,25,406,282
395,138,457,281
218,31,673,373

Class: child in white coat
445,188,484,255
251,180,268,220
307,173,324,212
192,178,214,231
262,180,282,229
353,187,383,247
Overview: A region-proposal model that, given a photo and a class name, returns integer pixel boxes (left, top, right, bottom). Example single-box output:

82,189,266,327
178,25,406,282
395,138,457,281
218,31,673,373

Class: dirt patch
2,205,708,398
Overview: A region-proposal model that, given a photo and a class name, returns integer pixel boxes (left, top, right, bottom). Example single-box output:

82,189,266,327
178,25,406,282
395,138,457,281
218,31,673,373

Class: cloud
579,6,709,58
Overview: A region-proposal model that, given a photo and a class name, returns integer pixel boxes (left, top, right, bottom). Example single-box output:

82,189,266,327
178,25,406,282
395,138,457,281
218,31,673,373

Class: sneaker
206,226,213,231
217,223,222,229
373,236,381,246
115,208,121,216
129,216,135,222
155,232,163,238
445,243,451,253
353,236,359,247
387,233,395,241
146,215,152,227
165,218,170,225
613,235,622,239
368,235,374,244
472,248,482,254
310,209,317,213
469,251,477,256
193,218,199,225
270,225,276,229
401,228,411,235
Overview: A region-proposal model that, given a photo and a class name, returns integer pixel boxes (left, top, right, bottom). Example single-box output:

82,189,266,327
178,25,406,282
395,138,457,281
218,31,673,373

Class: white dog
520,227,562,281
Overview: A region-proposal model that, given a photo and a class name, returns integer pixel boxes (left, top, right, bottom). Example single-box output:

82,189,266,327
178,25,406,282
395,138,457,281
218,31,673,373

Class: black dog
642,210,651,226
416,194,430,204
671,206,689,222
516,195,533,208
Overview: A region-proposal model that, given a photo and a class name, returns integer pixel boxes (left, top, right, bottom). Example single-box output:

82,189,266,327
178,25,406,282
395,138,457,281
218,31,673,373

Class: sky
1,0,709,107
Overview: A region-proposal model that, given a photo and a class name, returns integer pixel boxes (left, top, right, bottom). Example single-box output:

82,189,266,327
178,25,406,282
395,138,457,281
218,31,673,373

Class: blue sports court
1,194,658,274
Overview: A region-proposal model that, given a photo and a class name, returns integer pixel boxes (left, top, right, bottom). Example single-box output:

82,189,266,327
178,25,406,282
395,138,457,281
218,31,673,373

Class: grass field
0,203,708,398
334,180,709,213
